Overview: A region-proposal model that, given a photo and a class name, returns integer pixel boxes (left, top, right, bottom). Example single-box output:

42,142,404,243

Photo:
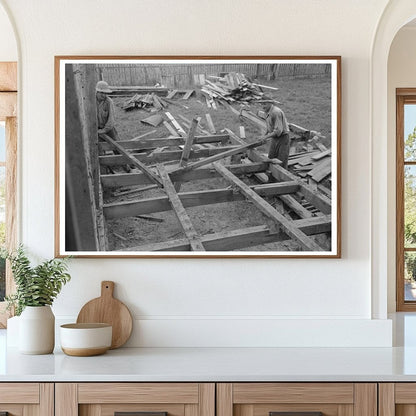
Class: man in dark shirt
260,99,290,171
96,80,120,141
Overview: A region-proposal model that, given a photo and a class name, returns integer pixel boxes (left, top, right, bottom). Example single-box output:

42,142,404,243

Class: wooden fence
97,63,330,88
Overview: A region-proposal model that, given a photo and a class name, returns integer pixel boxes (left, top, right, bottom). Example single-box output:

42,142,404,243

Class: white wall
0,3,16,61
0,0,394,347
387,26,416,312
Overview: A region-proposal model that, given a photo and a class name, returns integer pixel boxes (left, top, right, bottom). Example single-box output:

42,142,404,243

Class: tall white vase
19,306,55,354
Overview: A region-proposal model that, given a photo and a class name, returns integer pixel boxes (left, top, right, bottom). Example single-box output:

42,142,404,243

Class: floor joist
101,161,269,188
213,162,323,252
99,134,229,152
104,181,300,219
99,145,239,166
157,164,205,251
120,215,331,252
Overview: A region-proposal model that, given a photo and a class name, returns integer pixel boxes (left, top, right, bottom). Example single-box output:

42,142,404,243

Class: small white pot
19,306,55,354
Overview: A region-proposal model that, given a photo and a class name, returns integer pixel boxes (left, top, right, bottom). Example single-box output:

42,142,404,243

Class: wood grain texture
0,92,16,121
92,402,184,416
397,405,416,416
78,383,199,404
395,383,416,403
337,404,354,416
199,384,215,416
77,281,133,349
0,383,39,403
185,403,198,416
38,383,54,416
55,383,78,416
0,62,17,91
353,383,377,416
379,383,395,416
79,404,101,416
252,404,338,416
233,383,354,404
217,384,233,416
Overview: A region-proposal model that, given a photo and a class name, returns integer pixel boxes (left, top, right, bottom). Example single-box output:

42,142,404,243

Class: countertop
3,345,416,382
2,313,416,382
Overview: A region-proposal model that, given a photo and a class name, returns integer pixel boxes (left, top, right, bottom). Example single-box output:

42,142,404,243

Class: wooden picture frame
55,56,341,258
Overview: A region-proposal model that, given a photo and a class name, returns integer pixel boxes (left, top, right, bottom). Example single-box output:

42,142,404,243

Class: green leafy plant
4,246,71,316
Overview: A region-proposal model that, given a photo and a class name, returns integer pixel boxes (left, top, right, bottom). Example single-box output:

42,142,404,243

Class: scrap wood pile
200,72,278,109
288,149,331,182
122,93,168,112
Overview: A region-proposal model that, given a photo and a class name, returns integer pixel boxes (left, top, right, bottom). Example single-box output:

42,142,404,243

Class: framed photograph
55,56,341,258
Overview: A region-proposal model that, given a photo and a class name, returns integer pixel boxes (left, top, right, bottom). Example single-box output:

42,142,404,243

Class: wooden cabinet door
217,383,377,416
379,383,416,416
0,383,53,416
56,383,215,416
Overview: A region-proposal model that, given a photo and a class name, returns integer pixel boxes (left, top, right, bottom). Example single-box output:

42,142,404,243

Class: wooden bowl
60,323,112,356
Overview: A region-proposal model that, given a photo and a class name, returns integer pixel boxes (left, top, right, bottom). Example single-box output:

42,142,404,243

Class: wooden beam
130,130,157,142
165,111,186,137
100,134,230,152
99,145,239,166
0,92,16,121
279,194,313,219
122,216,331,252
158,165,205,251
100,133,163,187
171,136,270,175
104,181,299,219
163,120,178,136
206,114,216,134
180,118,199,165
101,161,269,188
213,162,323,252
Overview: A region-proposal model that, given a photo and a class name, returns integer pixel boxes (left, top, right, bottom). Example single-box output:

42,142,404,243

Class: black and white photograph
56,57,341,257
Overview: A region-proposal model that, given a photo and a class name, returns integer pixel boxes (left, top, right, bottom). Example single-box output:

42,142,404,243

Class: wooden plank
101,161,268,188
233,383,353,404
0,92,17,120
213,163,323,251
239,126,246,140
206,113,216,134
101,134,229,151
130,129,157,141
379,383,395,416
240,109,267,129
308,157,332,182
99,133,163,187
217,384,233,416
56,383,78,416
312,149,331,160
171,137,270,175
165,111,186,136
182,90,194,100
180,118,199,165
78,383,199,404
177,114,210,136
279,194,313,218
354,384,377,416
124,216,331,252
158,164,205,251
0,62,17,91
104,181,299,219
164,120,178,136
166,89,178,99
100,145,239,166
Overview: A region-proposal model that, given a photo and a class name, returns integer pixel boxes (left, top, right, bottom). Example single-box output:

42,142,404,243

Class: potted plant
5,246,71,354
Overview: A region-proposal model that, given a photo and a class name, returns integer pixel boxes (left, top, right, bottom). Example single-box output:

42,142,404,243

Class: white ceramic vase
19,306,55,354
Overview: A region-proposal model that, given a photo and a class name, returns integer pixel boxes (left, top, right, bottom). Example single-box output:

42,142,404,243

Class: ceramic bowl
60,323,112,356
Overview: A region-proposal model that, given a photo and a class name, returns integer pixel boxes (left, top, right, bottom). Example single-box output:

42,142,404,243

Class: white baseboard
54,317,392,348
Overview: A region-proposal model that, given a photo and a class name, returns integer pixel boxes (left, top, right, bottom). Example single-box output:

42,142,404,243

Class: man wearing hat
260,99,290,176
96,80,120,141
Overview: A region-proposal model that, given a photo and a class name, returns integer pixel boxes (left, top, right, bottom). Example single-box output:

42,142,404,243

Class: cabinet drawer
217,383,376,416
56,383,215,416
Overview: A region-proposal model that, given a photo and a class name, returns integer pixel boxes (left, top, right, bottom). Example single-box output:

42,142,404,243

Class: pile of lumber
288,149,331,182
122,93,168,112
201,72,266,108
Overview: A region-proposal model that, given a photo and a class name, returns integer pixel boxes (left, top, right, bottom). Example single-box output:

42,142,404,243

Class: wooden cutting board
76,281,133,349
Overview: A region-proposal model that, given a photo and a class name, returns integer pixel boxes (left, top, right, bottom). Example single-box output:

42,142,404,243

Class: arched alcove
371,1,416,319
